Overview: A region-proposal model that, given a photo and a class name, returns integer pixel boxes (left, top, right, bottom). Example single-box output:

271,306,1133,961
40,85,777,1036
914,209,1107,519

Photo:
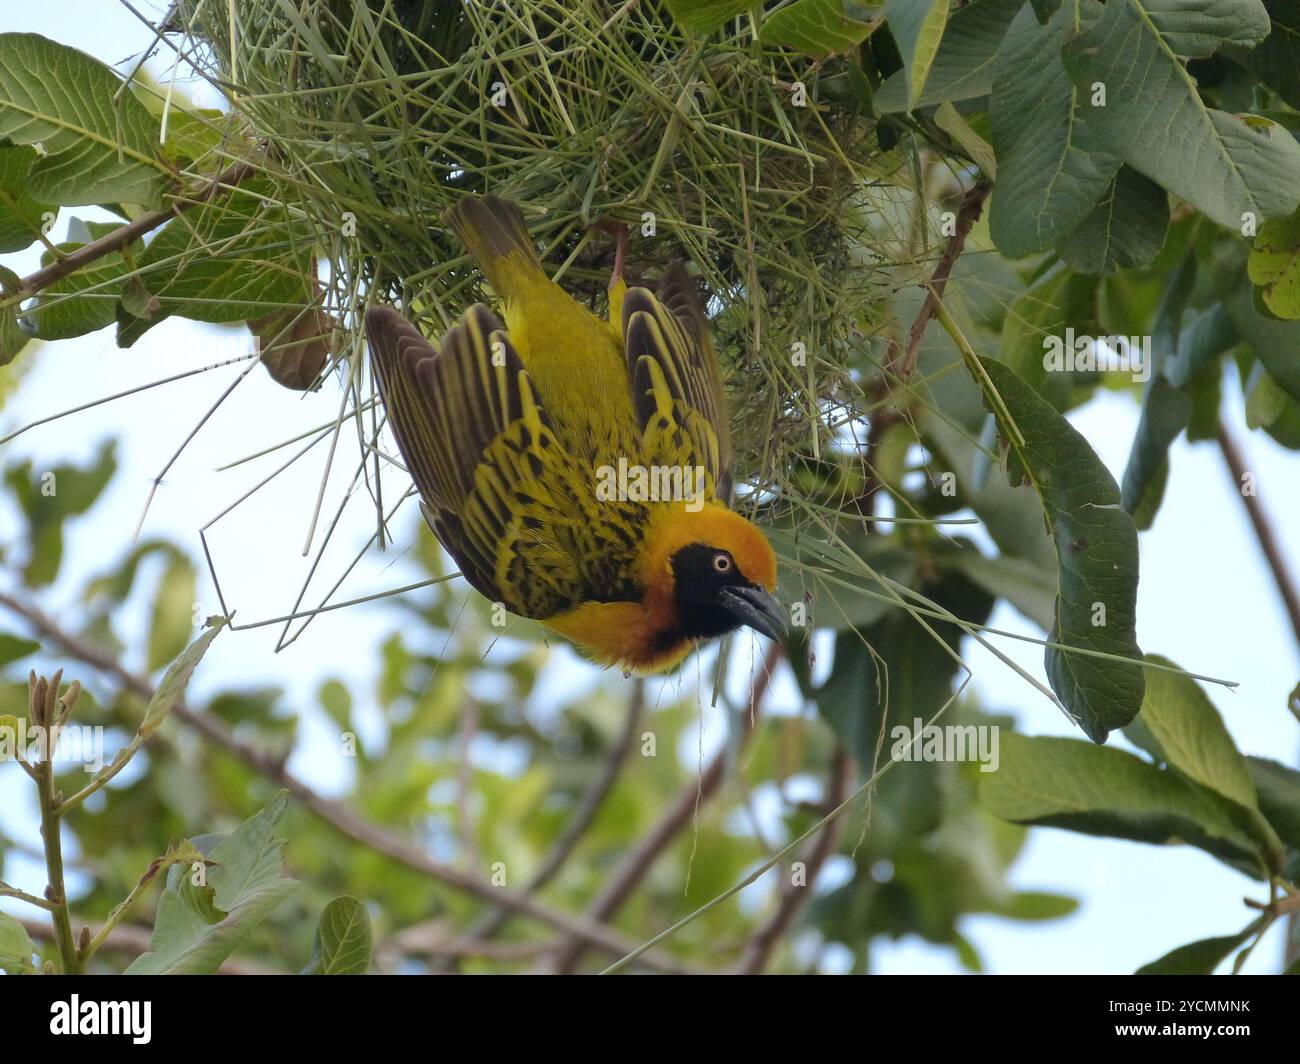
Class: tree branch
4,160,257,304
547,643,783,973
379,919,555,967
899,180,991,380
734,745,853,974
27,671,82,974
1216,422,1300,650
435,679,647,969
18,915,281,975
0,589,692,974
1217,422,1300,973
0,880,56,912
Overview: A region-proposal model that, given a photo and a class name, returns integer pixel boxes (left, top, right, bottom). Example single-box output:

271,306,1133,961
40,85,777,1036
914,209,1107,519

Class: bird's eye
712,552,732,573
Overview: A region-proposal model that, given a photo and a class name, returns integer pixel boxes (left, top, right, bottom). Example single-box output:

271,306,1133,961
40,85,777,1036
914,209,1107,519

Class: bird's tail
442,194,544,300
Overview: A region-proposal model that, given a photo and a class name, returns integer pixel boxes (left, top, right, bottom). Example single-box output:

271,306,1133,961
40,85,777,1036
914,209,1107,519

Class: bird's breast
544,596,695,674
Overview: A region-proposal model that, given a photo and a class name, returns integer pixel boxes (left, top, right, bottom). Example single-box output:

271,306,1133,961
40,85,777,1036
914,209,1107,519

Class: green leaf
999,262,1099,402
1136,657,1264,814
1222,1,1300,109
1058,166,1171,276
1257,381,1300,448
979,733,1269,876
0,144,48,252
874,0,1023,112
147,552,198,672
1136,921,1262,974
989,2,1119,259
1248,206,1300,319
818,61,876,115
83,539,182,605
992,890,1079,921
920,412,1056,571
1245,360,1292,429
1187,367,1224,440
1164,303,1237,388
948,550,1057,630
318,677,353,730
1247,756,1300,851
0,911,36,974
0,632,39,666
1061,0,1300,232
121,178,312,344
1029,0,1062,22
663,0,752,34
0,33,166,206
125,793,297,975
0,305,29,367
139,618,224,739
302,896,372,975
1121,375,1192,529
762,0,878,57
24,226,142,340
934,102,997,177
767,526,917,630
1225,278,1300,401
818,568,993,774
886,0,950,108
159,107,233,170
1124,0,1271,56
4,440,116,586
979,358,1144,741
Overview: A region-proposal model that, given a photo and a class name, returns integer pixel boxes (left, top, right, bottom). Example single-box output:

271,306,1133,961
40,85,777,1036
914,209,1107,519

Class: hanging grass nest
178,0,894,500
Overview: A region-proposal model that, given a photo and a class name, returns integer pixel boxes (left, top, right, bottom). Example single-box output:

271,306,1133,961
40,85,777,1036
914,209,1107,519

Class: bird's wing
621,263,734,502
367,303,608,617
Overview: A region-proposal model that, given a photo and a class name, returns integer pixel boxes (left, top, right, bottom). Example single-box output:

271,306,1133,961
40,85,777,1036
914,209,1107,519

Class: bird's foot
595,218,629,291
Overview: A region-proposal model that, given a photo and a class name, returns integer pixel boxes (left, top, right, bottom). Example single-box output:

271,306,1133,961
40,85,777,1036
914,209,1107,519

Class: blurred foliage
0,432,1077,974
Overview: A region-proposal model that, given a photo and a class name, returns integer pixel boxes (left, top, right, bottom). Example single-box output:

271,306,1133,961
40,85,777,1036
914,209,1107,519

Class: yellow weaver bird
365,195,783,672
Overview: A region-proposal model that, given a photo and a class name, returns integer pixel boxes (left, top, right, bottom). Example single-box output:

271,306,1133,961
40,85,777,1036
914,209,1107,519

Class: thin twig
0,354,260,447
27,671,81,974
0,880,56,912
454,695,484,874
548,644,783,973
1217,422,1300,650
380,920,554,965
734,746,853,974
898,181,991,380
80,845,199,967
131,358,260,541
435,680,647,968
6,161,256,302
601,678,972,975
1216,422,1300,972
18,915,281,974
522,680,647,894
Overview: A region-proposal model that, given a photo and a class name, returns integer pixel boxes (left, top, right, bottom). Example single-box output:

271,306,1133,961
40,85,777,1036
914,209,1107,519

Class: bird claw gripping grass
368,194,784,672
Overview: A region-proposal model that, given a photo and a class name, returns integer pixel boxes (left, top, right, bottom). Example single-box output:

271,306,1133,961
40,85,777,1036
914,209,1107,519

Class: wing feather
622,264,734,501
367,303,583,615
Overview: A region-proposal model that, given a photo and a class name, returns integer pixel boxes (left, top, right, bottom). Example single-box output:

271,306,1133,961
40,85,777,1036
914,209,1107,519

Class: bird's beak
719,585,788,642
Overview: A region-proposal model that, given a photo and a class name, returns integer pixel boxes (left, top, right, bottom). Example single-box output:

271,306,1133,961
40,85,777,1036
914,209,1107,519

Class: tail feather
442,194,542,297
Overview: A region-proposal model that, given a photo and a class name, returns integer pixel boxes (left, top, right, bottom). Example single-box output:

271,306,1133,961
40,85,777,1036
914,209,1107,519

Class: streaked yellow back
492,254,640,465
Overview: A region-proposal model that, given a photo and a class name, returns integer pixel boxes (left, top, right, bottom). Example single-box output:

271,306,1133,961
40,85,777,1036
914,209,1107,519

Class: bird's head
640,504,785,645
